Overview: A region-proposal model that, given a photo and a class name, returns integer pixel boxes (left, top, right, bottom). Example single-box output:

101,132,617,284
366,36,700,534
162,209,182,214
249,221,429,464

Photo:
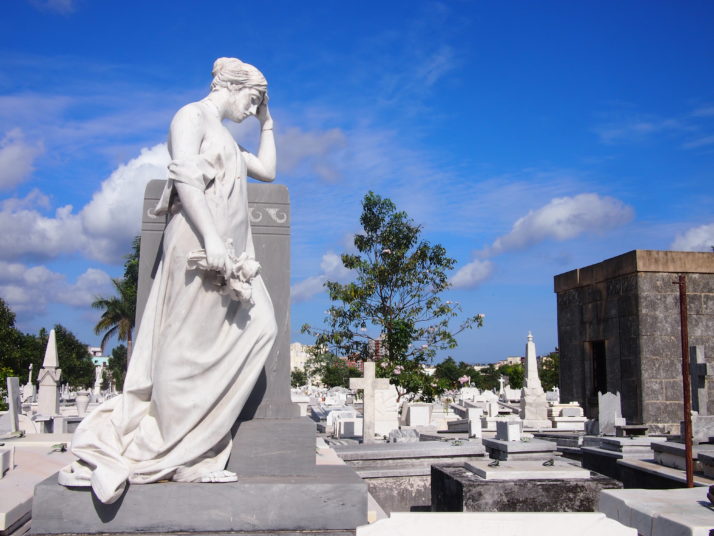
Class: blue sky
1,1,712,363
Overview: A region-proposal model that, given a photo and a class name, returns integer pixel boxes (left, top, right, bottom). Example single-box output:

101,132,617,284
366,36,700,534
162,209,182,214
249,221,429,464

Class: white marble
350,362,391,443
37,330,61,418
58,58,278,504
465,460,590,480
599,487,714,536
519,332,549,426
496,420,522,441
357,512,636,536
404,403,432,427
374,387,399,436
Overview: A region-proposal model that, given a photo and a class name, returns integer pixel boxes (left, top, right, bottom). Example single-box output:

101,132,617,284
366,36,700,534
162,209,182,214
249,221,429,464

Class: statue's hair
210,57,267,93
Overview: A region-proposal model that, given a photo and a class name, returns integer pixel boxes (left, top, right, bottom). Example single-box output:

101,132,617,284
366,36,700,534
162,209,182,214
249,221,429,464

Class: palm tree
92,278,135,357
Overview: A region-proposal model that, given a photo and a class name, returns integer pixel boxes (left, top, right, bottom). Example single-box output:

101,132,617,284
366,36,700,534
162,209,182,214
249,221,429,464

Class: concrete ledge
598,487,714,536
30,466,367,535
358,512,637,536
616,458,714,489
554,250,714,292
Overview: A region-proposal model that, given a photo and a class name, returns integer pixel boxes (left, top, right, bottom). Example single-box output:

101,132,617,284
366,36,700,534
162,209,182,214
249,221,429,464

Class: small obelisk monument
520,331,549,428
37,329,62,417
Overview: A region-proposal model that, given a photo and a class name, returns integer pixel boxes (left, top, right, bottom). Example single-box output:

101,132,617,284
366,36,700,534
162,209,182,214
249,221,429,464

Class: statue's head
210,57,267,95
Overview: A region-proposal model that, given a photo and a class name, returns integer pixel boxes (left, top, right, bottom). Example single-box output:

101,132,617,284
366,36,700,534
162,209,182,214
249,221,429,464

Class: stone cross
349,361,390,443
690,346,712,415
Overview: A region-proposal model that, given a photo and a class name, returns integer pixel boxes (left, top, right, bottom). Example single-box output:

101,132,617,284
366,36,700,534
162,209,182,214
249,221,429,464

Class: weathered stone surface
432,464,622,513
555,250,714,432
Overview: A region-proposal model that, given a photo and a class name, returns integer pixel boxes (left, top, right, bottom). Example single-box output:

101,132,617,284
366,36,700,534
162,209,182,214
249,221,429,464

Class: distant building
496,356,524,367
554,250,714,433
289,342,311,372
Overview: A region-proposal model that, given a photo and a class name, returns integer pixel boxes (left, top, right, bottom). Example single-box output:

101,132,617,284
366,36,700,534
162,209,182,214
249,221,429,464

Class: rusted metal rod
674,274,694,487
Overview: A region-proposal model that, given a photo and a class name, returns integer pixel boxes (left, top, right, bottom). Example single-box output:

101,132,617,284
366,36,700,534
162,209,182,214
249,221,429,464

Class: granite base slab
431,463,622,513
30,465,367,535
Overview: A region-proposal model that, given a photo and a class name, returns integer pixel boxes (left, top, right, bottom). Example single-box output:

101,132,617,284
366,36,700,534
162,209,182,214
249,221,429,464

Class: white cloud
0,261,112,317
682,135,714,150
277,127,346,182
671,223,714,252
450,259,493,289
0,193,83,261
0,143,169,263
29,0,77,14
80,143,170,262
0,129,44,190
487,194,634,256
291,252,352,302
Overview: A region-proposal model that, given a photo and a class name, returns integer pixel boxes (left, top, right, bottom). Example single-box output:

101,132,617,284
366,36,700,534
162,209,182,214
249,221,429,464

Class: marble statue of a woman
58,58,278,504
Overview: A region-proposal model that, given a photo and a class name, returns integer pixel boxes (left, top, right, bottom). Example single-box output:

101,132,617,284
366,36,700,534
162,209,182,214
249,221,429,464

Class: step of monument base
30,466,367,535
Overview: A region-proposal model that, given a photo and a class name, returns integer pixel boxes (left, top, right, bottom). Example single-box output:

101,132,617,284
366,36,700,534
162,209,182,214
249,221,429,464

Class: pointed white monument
37,329,62,418
519,332,549,428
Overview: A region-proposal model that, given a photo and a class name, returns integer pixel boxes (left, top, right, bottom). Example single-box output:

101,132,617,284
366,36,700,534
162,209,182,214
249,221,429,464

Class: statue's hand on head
256,93,272,129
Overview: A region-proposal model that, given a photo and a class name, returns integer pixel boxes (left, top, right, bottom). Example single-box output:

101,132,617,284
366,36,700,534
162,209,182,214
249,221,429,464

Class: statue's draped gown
59,127,277,504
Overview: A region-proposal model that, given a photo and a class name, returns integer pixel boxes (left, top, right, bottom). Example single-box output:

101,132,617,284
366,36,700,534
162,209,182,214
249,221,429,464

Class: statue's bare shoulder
169,102,209,154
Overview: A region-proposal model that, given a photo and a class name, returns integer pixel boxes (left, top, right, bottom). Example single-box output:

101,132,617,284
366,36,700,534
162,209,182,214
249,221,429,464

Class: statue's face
227,87,263,122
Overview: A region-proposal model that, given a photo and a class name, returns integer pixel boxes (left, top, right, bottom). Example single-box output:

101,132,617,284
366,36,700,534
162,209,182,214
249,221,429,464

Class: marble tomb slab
464,460,590,480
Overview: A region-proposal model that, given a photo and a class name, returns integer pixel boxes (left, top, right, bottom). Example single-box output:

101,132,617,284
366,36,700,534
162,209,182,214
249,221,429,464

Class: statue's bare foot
200,470,238,483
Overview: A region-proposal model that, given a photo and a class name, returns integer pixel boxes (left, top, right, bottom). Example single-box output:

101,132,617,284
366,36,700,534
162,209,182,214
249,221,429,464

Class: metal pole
675,274,694,487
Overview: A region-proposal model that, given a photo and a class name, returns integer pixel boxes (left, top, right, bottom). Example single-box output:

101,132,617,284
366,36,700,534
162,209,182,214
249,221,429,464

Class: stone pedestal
32,468,366,535
31,182,368,535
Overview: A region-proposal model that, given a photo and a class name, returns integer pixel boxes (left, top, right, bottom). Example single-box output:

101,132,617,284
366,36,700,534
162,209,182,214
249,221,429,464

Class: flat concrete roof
554,250,714,293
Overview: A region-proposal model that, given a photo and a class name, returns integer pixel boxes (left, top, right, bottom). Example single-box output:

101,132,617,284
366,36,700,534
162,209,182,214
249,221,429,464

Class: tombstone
598,391,626,436
496,420,522,442
546,386,560,403
334,414,364,439
498,377,506,400
37,329,61,418
405,403,432,427
690,346,712,416
22,363,35,403
374,386,399,437
0,377,21,434
350,361,391,442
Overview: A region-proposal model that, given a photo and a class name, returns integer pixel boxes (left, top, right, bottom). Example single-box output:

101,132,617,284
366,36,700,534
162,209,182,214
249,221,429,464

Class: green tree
473,364,500,391
498,363,525,389
290,367,307,388
0,298,43,384
539,350,560,391
302,192,483,401
108,344,128,391
92,236,139,356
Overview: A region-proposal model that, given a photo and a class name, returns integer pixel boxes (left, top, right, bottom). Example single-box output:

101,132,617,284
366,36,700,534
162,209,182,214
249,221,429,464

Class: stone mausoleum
554,249,714,433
